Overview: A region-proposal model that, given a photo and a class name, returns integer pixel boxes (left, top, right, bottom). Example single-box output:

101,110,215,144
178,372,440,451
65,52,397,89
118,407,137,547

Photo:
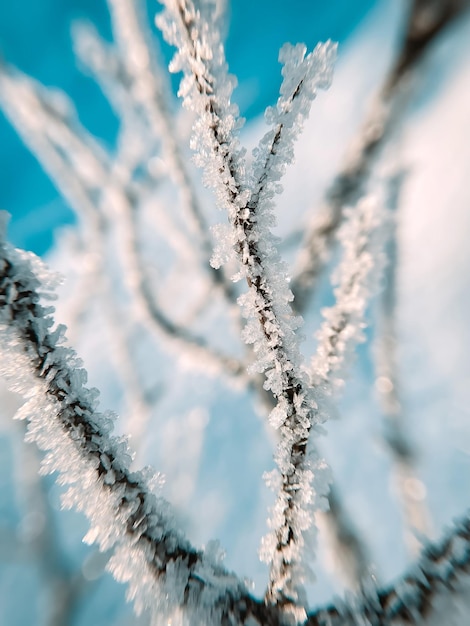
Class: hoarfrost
0,223,251,625
158,1,339,608
310,194,389,390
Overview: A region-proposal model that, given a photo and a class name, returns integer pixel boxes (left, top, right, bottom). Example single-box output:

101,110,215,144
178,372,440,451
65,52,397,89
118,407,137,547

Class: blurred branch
290,0,470,313
374,171,433,555
105,0,238,304
315,487,373,592
307,512,470,625
386,0,470,94
0,63,245,381
12,429,90,626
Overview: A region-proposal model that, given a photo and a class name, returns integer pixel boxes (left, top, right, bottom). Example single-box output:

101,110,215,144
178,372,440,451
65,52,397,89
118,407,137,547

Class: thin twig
106,0,238,303
374,172,432,554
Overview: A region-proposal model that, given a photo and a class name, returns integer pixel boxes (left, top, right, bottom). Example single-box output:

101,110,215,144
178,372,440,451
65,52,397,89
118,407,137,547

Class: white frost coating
157,0,337,611
251,41,336,199
310,194,389,391
0,233,249,626
157,0,246,213
1,60,244,383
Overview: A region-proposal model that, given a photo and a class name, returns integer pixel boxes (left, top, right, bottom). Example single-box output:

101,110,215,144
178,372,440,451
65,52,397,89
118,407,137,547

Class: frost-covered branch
0,218,257,626
104,0,237,303
0,65,173,412
249,41,336,208
248,362,372,594
157,0,337,613
0,63,244,380
2,205,470,623
295,193,387,592
290,0,469,312
73,18,240,325
309,195,387,391
306,512,470,626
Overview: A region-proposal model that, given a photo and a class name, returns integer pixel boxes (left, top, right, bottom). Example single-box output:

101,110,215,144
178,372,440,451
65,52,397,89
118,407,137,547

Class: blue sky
0,0,378,255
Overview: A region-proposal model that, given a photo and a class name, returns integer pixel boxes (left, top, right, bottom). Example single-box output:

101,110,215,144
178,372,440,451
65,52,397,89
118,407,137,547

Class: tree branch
105,0,238,303
1,215,469,626
0,217,251,625
307,512,470,625
0,63,244,380
290,0,470,313
157,1,337,612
